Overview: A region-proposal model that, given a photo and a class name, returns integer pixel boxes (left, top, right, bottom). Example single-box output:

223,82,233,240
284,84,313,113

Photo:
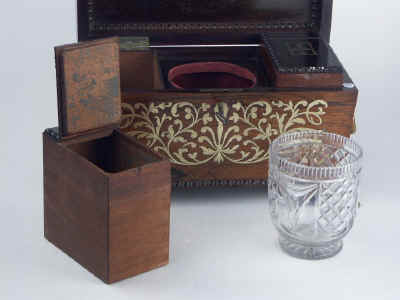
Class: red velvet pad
168,62,257,89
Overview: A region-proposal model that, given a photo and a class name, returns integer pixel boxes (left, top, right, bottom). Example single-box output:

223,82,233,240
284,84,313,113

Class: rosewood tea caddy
43,38,171,283
73,0,358,188
43,0,358,283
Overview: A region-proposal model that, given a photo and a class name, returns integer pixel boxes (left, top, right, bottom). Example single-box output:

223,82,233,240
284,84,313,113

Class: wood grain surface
55,38,121,137
43,130,171,283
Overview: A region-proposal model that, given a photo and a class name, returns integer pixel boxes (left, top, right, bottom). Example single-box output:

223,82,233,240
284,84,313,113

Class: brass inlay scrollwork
121,99,328,166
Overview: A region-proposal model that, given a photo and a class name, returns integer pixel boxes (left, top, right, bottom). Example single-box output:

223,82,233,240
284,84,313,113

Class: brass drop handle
214,102,230,125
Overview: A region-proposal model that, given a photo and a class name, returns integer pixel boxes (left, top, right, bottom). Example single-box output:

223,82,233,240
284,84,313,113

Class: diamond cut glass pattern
268,131,363,259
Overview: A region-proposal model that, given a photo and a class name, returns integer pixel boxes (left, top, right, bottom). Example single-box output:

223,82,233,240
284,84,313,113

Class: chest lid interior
78,0,333,42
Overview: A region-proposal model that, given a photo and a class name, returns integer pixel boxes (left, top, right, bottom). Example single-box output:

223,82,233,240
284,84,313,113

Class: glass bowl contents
168,61,257,89
268,131,363,260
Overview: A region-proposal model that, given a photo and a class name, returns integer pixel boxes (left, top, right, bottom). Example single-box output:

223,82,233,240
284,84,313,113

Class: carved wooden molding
86,0,322,36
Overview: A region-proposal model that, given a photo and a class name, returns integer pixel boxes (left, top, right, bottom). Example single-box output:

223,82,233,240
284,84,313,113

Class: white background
1,1,400,299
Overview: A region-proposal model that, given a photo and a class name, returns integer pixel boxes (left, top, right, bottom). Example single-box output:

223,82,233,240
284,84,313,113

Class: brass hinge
119,37,150,51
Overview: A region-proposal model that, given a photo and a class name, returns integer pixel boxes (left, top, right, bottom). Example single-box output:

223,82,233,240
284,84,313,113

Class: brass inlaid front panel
120,99,328,166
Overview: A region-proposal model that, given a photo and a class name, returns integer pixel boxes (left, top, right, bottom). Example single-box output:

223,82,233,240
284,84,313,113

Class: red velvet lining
168,62,257,89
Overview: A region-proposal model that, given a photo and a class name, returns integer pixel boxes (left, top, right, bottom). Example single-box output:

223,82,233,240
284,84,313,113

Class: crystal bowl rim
269,130,363,179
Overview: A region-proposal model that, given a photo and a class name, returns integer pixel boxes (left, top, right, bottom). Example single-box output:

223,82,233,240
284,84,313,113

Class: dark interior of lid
93,0,312,23
79,0,326,41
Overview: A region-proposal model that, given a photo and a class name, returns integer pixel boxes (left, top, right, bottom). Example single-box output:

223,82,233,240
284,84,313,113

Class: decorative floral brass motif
121,99,328,166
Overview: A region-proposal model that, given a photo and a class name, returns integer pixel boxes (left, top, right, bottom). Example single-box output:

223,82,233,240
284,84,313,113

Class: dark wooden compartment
67,131,159,172
45,37,172,283
263,34,344,88
44,129,171,283
120,41,345,93
156,46,271,90
120,50,164,90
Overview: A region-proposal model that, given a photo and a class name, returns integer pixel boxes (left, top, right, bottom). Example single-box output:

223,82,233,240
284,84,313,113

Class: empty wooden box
43,38,171,283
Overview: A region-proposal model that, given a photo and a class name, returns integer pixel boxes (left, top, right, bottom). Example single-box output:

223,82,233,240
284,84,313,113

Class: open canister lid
54,37,121,139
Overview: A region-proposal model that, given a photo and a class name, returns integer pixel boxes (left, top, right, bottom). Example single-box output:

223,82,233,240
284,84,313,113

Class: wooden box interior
120,45,272,91
157,46,270,89
78,0,342,92
119,37,344,92
43,128,171,283
67,131,160,173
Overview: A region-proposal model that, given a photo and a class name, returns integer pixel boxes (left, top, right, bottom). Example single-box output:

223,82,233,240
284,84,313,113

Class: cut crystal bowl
268,131,363,259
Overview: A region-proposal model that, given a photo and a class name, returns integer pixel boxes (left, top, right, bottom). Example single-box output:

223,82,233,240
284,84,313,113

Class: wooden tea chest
44,38,171,283
74,0,357,188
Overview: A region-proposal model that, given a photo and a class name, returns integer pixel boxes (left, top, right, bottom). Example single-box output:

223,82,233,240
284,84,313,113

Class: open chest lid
77,0,333,42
